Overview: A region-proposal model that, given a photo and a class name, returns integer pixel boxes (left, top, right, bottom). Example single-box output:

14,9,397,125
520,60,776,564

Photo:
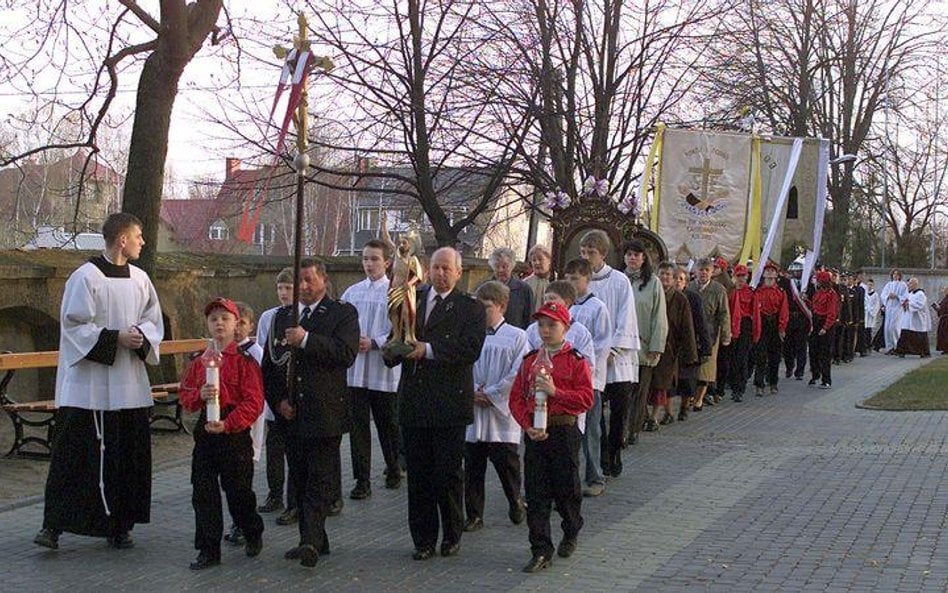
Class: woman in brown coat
646,262,699,429
934,286,948,354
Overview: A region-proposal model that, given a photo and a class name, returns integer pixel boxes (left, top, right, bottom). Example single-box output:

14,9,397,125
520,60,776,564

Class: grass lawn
861,355,948,410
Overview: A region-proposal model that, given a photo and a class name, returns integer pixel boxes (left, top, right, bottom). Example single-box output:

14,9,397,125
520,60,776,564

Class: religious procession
3,2,948,591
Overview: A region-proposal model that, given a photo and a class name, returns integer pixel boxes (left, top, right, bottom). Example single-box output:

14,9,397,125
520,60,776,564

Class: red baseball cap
533,302,571,327
763,261,780,273
204,297,240,318
733,264,749,278
714,257,729,270
816,271,832,285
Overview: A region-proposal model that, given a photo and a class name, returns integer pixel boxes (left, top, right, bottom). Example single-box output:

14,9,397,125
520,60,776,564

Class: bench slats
0,339,207,371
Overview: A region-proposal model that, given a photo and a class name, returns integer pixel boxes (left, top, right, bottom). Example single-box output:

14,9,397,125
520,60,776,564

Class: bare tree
0,0,230,271
480,0,730,217
699,0,946,264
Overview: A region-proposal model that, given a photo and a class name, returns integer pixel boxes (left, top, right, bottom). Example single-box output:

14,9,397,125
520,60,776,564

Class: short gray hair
489,247,516,269
431,246,463,269
528,244,552,259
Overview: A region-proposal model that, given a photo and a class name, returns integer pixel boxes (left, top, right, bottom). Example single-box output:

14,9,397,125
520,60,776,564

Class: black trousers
627,365,654,436
783,313,809,378
191,426,264,556
809,317,834,385
525,424,583,557
856,324,870,355
713,343,732,396
286,433,341,550
464,442,521,521
601,381,631,471
754,315,783,388
728,317,753,395
349,388,401,484
265,420,296,509
402,425,466,550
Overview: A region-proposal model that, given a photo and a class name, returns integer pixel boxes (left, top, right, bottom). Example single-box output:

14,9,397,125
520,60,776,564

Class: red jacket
509,343,594,431
809,288,839,331
754,284,789,341
729,284,754,339
180,341,264,433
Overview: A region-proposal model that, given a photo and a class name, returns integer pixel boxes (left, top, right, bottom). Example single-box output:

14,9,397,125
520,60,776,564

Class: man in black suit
263,258,360,568
386,247,486,560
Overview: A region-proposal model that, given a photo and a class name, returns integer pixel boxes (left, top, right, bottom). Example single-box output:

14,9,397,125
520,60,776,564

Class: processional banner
655,129,752,261
758,136,827,254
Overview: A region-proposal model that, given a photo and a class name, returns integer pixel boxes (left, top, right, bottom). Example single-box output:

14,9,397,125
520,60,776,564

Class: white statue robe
900,289,931,332
570,293,612,392
589,263,640,383
56,257,163,410
466,321,529,444
341,276,401,393
880,280,908,350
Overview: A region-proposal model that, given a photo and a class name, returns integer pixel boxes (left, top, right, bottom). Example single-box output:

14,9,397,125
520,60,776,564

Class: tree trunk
122,52,182,274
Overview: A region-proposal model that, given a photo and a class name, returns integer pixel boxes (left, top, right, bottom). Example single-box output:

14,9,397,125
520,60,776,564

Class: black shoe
276,508,299,526
644,419,659,432
522,553,552,573
808,378,818,386
189,551,221,570
704,395,715,407
299,544,319,567
328,499,344,516
795,375,803,380
412,547,436,561
107,532,134,549
557,538,577,558
350,481,372,500
509,499,526,525
34,528,60,550
385,471,401,489
464,517,484,532
610,457,623,477
659,415,675,426
677,411,688,422
245,536,263,557
224,524,245,546
440,541,460,557
258,495,284,513
785,369,792,378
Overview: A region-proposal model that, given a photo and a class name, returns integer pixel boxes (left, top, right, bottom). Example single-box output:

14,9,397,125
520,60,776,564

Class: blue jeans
581,390,604,486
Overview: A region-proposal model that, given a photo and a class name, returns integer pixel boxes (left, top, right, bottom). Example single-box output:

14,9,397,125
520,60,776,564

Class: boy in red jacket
753,263,789,396
179,298,265,570
510,302,594,574
807,271,839,389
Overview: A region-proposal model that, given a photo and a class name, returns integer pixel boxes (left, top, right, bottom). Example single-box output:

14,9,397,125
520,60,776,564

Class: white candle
205,367,220,422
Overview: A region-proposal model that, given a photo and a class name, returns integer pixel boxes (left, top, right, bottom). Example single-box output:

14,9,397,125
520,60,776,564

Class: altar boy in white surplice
463,281,530,532
342,239,403,499
35,213,163,552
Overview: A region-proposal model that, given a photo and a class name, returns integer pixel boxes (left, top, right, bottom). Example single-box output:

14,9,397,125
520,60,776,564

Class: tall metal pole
288,11,310,406
881,72,890,270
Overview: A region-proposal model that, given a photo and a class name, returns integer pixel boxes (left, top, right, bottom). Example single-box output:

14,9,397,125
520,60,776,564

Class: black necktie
427,294,443,325
300,306,311,326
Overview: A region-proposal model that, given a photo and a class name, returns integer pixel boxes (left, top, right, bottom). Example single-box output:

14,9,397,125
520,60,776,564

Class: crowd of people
31,213,948,576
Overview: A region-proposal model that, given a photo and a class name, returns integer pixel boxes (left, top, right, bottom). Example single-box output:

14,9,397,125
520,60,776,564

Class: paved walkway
1,354,944,592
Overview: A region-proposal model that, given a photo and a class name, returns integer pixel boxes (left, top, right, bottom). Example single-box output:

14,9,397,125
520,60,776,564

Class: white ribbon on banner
752,138,803,286
801,139,830,289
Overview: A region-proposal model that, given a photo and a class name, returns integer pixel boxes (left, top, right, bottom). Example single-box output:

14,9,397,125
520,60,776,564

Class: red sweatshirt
509,343,594,431
754,284,789,341
809,287,839,332
179,341,264,433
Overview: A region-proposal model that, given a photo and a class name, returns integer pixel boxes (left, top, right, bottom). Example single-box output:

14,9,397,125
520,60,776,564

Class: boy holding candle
179,297,265,570
509,302,594,573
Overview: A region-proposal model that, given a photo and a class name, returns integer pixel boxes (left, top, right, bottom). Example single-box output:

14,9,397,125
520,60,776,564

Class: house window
254,223,274,246
208,220,229,240
358,208,379,231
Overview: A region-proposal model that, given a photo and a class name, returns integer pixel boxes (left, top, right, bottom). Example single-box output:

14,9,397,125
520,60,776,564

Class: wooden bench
0,340,205,459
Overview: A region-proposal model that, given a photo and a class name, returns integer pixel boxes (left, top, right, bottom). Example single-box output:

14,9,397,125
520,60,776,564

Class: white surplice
863,285,881,331
341,276,401,393
880,280,908,350
589,263,640,383
466,321,529,444
256,305,280,422
238,338,266,461
56,259,163,410
570,293,611,392
900,289,932,332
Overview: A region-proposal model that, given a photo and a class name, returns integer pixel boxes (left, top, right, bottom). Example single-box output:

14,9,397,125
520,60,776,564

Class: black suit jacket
388,286,486,428
263,297,360,439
